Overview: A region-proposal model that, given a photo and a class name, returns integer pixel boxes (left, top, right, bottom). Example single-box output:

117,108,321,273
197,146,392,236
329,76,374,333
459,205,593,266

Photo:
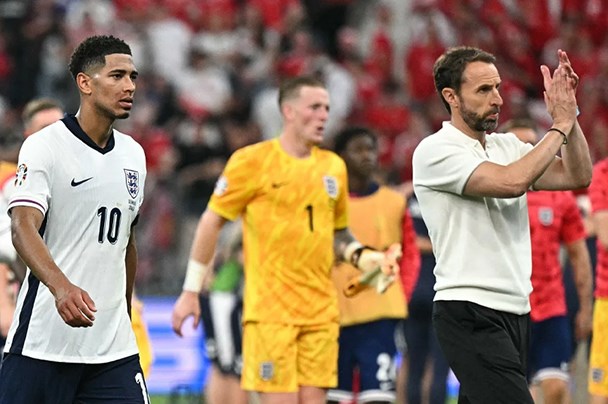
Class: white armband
183,259,211,293
343,241,364,265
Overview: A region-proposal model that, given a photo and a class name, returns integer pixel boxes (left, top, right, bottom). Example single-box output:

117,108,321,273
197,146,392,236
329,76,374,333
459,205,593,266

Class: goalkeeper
327,127,420,404
171,76,400,403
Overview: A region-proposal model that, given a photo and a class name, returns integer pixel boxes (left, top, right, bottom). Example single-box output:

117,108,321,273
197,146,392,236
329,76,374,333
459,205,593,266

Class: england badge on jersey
323,175,338,199
538,207,553,226
124,169,140,199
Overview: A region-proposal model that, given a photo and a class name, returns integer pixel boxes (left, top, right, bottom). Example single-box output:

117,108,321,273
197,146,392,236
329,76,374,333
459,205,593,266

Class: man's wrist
547,127,568,144
183,259,210,293
549,120,572,136
343,241,364,265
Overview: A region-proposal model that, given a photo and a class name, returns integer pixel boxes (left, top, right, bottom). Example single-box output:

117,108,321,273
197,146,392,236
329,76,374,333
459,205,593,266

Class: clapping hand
540,49,578,131
558,49,579,91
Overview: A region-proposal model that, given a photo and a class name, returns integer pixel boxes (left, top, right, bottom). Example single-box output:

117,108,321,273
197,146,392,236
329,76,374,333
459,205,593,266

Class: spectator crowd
0,0,606,295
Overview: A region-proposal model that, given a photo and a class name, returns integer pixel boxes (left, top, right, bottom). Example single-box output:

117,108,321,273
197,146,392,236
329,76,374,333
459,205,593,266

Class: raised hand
541,56,578,133
558,49,579,91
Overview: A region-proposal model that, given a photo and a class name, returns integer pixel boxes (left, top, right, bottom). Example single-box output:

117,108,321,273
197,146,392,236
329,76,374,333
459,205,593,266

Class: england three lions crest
124,169,140,199
323,175,338,199
538,207,554,226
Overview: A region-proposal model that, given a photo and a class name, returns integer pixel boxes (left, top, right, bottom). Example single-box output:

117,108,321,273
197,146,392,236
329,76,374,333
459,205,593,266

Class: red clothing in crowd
514,0,555,53
527,190,586,322
589,159,608,298
405,38,444,104
400,203,421,301
562,0,608,45
247,0,299,32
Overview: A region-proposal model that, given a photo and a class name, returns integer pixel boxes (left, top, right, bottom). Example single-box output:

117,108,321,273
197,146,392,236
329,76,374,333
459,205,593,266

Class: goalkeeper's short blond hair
22,98,64,131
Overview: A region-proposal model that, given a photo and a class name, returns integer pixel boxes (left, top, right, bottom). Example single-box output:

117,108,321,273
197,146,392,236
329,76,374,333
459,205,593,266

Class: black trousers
433,300,534,404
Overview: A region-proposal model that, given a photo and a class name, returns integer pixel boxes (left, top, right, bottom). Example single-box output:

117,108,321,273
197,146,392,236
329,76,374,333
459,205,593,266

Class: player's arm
594,209,608,252
334,228,399,274
464,130,566,198
10,206,96,327
534,52,592,191
335,227,401,297
533,121,592,191
400,208,420,302
565,238,593,341
171,208,227,337
464,122,591,197
125,228,137,319
334,227,356,259
465,57,589,197
416,235,432,254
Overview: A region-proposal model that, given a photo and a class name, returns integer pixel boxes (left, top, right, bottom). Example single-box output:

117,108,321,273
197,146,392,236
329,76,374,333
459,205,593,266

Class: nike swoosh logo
71,177,93,187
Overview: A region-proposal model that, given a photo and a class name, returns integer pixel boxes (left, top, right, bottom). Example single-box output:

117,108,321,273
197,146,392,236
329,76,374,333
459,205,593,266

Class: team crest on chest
124,169,140,199
323,175,338,199
538,207,553,226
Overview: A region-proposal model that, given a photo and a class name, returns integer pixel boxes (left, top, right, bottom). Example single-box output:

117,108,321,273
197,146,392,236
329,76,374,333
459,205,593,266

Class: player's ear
441,87,458,110
76,72,93,96
282,101,295,121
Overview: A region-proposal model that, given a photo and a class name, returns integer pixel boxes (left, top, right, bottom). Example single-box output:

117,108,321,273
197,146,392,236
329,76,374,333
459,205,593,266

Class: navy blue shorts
327,319,399,403
0,353,149,403
528,315,572,383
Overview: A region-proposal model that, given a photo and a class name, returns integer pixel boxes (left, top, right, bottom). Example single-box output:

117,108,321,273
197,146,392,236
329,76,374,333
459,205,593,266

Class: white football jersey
5,115,146,363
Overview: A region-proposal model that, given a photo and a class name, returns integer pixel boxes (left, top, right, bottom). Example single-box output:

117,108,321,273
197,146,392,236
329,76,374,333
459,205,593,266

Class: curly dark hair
333,126,377,155
68,35,132,80
433,46,496,113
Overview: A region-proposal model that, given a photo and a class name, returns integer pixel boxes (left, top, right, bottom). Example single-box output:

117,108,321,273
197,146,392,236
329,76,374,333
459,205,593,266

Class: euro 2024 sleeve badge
14,164,27,187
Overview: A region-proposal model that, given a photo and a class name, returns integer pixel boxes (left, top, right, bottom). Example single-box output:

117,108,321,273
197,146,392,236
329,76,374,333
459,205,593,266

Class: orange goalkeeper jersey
208,139,348,325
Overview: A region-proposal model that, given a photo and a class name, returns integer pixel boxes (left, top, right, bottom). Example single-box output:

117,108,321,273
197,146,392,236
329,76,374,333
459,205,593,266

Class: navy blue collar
349,181,379,197
61,114,115,154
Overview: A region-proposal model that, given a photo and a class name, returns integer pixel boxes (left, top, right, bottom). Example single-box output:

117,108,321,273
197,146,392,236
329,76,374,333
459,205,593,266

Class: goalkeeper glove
343,243,401,297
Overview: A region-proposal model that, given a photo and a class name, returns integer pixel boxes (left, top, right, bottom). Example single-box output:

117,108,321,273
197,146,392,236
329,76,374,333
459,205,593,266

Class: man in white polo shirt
412,46,592,403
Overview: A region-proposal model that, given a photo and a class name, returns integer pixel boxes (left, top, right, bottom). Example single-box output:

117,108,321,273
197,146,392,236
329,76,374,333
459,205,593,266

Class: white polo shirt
412,121,534,315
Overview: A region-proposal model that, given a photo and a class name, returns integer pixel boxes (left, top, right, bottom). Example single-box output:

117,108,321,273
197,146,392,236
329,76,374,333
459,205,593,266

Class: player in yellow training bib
327,127,421,404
